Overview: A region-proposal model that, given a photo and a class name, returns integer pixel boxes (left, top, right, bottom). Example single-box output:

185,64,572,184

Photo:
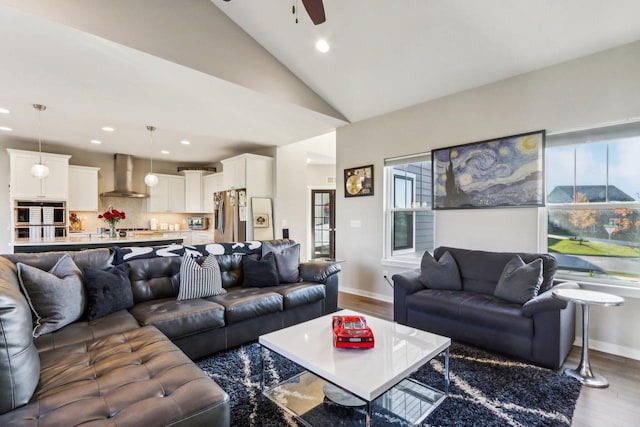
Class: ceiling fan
222,0,326,25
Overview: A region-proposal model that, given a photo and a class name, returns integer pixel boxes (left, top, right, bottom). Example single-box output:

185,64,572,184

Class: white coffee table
259,310,451,426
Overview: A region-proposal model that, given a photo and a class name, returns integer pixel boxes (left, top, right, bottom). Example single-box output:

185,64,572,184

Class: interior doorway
311,189,335,259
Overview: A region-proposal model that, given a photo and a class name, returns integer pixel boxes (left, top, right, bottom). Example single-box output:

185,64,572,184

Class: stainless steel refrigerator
213,189,246,243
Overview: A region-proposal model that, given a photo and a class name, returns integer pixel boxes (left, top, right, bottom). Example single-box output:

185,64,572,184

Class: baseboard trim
340,286,393,304
573,336,640,361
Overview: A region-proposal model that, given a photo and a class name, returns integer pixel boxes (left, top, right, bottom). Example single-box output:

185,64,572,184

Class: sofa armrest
522,281,580,317
391,269,423,295
392,269,423,324
299,261,341,283
299,261,341,314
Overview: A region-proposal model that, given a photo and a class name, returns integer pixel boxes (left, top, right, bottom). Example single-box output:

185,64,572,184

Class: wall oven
14,200,67,240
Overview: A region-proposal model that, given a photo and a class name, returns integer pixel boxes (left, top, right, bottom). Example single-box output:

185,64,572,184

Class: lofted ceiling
1,0,640,164
0,0,346,163
213,0,640,122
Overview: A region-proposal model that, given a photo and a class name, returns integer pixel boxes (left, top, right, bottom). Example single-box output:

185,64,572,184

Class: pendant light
144,125,159,187
30,104,50,178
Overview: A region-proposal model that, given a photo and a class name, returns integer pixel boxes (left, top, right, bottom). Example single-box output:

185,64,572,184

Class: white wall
336,41,640,359
274,132,336,261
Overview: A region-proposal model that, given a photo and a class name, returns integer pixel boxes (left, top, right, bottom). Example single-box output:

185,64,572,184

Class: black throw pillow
493,256,543,304
82,264,134,320
242,252,279,288
261,242,301,283
418,251,462,290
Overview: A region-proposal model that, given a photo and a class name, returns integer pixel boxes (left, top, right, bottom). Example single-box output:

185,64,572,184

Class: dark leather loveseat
393,246,577,370
0,239,340,426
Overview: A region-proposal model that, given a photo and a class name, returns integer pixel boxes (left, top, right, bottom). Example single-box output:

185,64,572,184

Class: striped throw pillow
177,255,226,301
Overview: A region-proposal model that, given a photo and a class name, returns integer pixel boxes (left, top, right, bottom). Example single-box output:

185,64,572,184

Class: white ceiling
213,0,640,122
1,1,640,163
0,2,344,163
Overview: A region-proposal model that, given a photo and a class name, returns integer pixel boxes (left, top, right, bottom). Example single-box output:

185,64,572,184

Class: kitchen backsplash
71,197,214,232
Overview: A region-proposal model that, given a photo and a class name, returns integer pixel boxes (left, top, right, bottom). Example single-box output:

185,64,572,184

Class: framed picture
432,130,545,209
344,165,374,197
253,213,269,228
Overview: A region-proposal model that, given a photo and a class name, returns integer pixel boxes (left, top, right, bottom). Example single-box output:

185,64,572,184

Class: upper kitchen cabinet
147,174,185,213
7,149,71,200
68,165,100,211
202,172,223,213
221,154,273,195
182,170,203,213
181,170,218,213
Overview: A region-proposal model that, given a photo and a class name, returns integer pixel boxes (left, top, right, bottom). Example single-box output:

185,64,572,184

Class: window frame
544,126,640,285
391,171,417,254
383,154,434,265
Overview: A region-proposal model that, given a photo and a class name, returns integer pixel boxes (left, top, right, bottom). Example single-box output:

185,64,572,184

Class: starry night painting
433,130,545,209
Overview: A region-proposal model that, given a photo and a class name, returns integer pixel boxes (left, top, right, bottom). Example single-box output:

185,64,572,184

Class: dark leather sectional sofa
0,239,340,426
393,246,577,370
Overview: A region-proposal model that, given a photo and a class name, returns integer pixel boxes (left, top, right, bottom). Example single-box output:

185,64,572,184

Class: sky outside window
547,140,640,202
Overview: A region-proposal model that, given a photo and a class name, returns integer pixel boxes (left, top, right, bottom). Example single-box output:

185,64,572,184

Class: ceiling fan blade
301,0,326,25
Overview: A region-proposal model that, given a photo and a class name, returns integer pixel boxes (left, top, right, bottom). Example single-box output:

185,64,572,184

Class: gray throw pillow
262,242,301,283
17,254,86,337
494,256,543,304
178,255,226,300
418,251,462,290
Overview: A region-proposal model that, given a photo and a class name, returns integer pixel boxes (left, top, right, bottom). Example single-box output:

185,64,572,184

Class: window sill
381,257,421,269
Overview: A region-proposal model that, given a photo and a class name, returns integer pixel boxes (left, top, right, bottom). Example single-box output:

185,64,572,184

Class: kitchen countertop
12,235,184,246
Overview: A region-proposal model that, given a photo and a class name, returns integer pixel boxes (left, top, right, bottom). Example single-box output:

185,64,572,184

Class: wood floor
338,292,640,427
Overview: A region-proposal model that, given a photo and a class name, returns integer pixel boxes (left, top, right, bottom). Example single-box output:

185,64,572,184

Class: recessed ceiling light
102,126,115,132
0,126,12,132
180,140,191,146
0,108,10,114
315,39,330,53
90,139,102,144
161,150,170,155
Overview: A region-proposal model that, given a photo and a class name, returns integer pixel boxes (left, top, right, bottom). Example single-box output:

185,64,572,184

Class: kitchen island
12,235,184,253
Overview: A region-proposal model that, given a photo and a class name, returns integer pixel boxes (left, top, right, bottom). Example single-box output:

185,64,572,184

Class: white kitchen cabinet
68,165,100,211
168,176,185,212
221,155,247,190
202,172,223,213
220,153,274,240
7,149,71,200
221,154,272,193
182,170,215,213
192,231,215,245
147,174,185,213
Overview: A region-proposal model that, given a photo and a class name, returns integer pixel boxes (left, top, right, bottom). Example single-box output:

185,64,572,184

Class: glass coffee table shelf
262,369,446,426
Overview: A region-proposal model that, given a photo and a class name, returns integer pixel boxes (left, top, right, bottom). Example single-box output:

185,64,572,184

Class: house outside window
384,154,434,262
546,122,640,284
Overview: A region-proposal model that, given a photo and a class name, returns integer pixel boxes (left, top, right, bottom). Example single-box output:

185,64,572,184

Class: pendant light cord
147,125,155,174
34,104,46,164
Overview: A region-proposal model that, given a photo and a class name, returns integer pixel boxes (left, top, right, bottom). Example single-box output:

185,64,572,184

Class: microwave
187,217,209,230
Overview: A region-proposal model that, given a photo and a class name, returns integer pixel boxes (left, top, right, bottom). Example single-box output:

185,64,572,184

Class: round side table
552,288,624,388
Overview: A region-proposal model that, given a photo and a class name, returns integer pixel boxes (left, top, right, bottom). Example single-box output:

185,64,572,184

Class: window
384,154,434,261
546,122,640,283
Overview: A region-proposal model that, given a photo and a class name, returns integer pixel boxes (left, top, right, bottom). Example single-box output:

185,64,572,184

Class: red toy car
333,315,375,349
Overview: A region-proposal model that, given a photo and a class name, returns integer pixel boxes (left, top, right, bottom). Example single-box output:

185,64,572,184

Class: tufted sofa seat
0,239,340,426
2,326,229,426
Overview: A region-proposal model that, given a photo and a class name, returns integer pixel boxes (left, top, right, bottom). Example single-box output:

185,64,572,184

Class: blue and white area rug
197,342,580,426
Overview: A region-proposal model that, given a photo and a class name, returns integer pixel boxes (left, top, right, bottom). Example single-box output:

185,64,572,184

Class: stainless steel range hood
100,154,149,198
